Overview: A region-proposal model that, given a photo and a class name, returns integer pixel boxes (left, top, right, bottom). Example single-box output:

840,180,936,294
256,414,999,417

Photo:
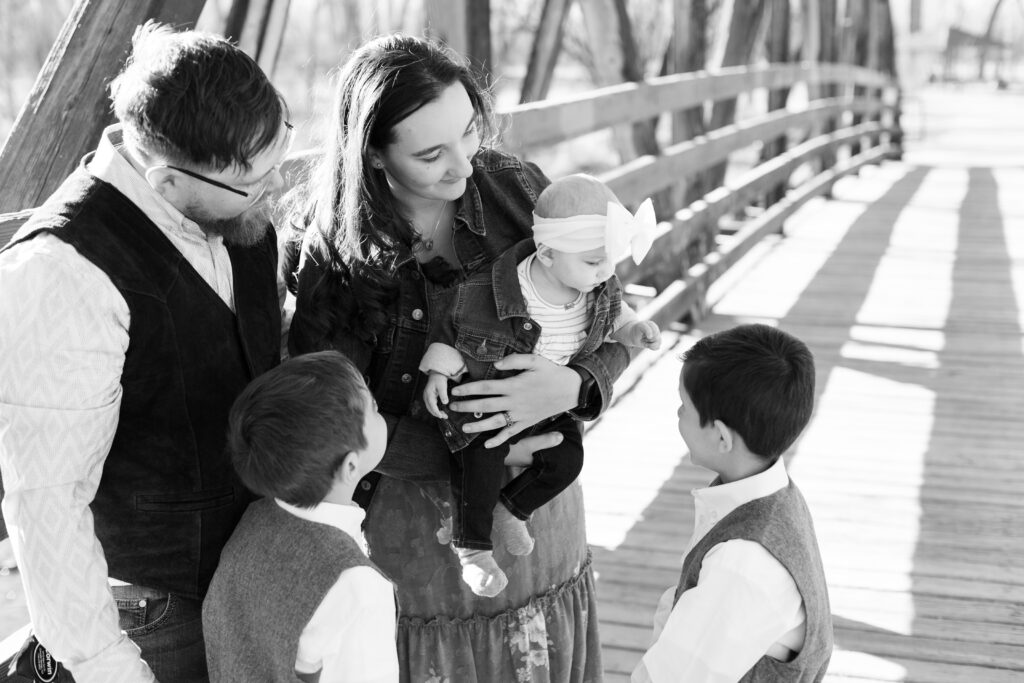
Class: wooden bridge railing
0,62,900,333
497,62,900,330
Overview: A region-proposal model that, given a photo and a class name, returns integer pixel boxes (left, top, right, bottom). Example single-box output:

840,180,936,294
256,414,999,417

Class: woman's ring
501,410,514,428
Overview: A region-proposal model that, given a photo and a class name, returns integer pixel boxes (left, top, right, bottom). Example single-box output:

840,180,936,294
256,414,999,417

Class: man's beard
186,200,272,247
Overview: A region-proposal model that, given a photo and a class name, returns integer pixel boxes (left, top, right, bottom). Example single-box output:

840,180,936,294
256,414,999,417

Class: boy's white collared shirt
275,499,399,683
633,457,806,683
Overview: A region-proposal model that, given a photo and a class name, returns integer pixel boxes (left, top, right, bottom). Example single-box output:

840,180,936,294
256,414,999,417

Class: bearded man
0,22,289,683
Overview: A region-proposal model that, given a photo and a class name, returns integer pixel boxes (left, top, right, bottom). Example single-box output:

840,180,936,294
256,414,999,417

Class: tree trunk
817,0,839,181
662,0,708,207
978,0,1007,80
425,0,467,55
705,0,768,189
225,0,292,75
0,0,208,214
425,0,492,84
760,0,790,207
520,0,574,103
879,0,902,159
466,0,493,86
577,0,635,157
843,0,867,156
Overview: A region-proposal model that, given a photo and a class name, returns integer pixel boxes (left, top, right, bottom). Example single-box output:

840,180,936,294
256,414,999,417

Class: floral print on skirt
364,474,602,683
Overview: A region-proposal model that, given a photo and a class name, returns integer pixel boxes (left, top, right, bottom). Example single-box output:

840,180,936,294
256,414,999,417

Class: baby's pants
449,413,584,550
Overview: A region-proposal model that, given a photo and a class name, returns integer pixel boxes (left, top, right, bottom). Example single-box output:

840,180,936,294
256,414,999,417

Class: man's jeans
113,585,208,683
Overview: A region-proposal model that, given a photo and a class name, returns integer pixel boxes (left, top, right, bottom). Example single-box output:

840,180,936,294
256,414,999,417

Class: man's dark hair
682,324,815,461
228,351,369,508
109,21,286,171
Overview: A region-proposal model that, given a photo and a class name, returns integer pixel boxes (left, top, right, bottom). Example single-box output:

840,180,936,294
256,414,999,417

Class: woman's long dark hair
294,34,495,345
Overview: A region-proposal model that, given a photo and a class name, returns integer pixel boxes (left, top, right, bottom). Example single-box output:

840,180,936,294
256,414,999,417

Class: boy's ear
712,419,734,454
335,451,361,485
535,243,555,266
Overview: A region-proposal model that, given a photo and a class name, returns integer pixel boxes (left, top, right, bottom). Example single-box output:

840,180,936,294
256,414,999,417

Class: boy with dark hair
632,324,834,683
203,351,398,683
0,21,289,682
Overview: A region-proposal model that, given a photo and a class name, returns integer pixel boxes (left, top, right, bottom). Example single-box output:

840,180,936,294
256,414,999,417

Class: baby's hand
610,319,662,349
638,321,663,350
423,372,450,419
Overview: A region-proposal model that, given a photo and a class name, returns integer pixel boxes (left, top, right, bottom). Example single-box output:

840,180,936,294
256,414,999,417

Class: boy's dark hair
682,324,815,461
228,351,368,507
109,21,287,171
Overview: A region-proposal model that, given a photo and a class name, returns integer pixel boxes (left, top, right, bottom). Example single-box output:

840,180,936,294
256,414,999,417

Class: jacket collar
490,238,536,320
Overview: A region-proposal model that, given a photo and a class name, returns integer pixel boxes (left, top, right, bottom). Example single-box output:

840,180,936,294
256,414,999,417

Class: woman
285,34,629,682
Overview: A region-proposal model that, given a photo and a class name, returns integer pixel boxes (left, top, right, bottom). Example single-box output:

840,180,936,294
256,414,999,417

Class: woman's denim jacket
427,237,623,451
287,149,630,483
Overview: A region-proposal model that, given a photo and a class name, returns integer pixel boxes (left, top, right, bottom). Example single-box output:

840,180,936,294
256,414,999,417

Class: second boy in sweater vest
633,324,834,682
203,351,398,683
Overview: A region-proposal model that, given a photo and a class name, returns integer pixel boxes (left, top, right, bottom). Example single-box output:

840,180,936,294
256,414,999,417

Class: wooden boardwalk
584,85,1024,682
3,86,1023,681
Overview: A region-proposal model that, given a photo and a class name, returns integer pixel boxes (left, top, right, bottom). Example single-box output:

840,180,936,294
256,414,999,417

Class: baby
419,173,661,596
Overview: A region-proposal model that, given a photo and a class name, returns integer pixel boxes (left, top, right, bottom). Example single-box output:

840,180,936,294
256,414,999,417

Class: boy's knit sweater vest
675,479,834,682
203,498,386,683
3,165,281,598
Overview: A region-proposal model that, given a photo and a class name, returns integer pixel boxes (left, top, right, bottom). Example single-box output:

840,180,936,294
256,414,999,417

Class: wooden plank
500,63,894,152
602,104,890,206
634,144,891,329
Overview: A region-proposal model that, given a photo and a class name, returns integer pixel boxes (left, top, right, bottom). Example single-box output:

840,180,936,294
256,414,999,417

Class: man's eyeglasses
151,121,294,199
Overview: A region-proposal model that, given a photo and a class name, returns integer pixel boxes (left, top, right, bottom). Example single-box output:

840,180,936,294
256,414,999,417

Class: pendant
422,238,434,251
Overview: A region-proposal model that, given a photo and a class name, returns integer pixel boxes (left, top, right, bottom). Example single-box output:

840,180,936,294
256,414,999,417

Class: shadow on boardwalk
588,120,1024,680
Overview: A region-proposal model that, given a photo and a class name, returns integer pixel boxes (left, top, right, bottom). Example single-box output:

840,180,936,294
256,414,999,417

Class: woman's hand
504,432,564,467
448,353,581,448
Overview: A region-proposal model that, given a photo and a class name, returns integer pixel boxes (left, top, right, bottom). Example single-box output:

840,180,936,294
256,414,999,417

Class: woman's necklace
417,200,448,252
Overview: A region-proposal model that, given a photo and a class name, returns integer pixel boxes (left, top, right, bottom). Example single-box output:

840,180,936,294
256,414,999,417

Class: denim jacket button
401,373,413,383
412,308,424,321
360,480,372,491
477,341,487,354
523,322,533,331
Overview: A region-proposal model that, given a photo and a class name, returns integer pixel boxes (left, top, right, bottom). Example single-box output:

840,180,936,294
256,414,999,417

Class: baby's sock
455,548,508,597
436,514,453,545
493,503,534,556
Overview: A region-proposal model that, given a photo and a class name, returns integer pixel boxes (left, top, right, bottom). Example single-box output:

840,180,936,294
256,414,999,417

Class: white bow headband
532,198,656,265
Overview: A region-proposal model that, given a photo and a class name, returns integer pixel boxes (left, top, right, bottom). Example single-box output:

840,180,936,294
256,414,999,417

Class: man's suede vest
8,166,280,599
203,499,382,683
675,480,834,682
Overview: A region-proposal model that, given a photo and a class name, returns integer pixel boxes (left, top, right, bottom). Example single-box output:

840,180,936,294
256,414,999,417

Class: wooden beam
0,0,208,214
520,0,574,104
500,63,891,153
